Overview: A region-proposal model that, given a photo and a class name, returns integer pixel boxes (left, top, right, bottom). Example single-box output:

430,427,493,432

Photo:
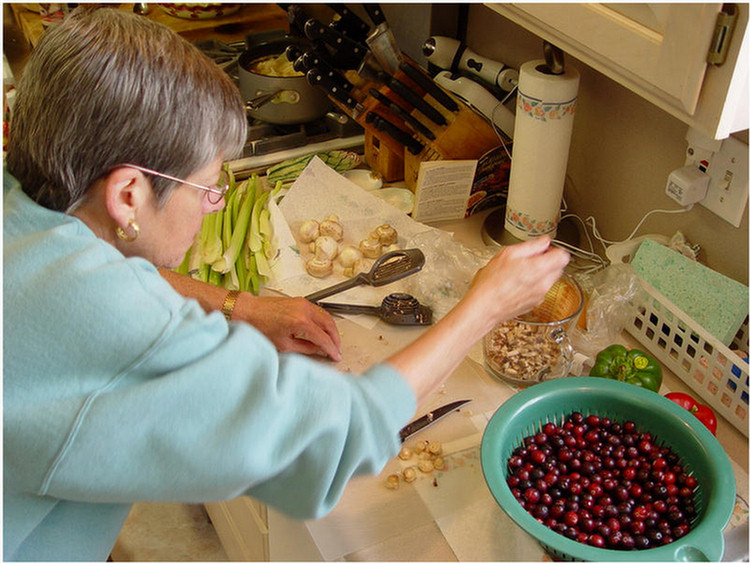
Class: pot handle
245,90,283,111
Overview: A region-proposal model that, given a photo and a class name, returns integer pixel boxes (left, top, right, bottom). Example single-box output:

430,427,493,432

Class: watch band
221,290,241,321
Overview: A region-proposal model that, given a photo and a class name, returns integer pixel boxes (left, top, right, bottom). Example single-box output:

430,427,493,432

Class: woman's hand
159,269,342,361
386,236,569,402
234,294,342,361
464,236,570,332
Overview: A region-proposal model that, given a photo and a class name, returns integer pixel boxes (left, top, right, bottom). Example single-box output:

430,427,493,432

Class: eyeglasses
121,163,229,204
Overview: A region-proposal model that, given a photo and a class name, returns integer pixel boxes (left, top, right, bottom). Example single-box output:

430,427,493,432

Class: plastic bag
405,230,496,320
570,263,641,358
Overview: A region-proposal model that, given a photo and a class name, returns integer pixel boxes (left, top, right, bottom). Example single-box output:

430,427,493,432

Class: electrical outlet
698,136,749,227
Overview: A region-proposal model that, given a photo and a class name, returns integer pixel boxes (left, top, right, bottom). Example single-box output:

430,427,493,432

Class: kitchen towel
504,60,579,240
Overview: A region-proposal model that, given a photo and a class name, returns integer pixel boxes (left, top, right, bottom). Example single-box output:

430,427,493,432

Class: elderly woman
3,7,569,562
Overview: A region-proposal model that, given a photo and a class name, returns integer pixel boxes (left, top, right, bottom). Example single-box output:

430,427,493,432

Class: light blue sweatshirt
3,170,416,561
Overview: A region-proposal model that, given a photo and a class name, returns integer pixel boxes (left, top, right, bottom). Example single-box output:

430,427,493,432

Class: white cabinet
485,3,749,139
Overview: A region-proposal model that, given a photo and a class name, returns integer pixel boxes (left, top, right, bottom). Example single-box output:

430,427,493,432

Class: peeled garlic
374,224,397,246
298,219,320,243
313,236,339,261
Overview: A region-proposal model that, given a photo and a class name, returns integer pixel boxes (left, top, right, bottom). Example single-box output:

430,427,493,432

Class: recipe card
411,160,478,223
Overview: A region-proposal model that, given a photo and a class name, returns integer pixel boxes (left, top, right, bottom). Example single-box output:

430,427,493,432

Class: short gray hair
6,6,247,212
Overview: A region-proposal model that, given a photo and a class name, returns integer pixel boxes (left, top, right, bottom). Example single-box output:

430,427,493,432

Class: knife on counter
363,3,403,75
399,399,472,442
366,111,424,155
306,68,365,118
399,61,459,113
368,88,436,141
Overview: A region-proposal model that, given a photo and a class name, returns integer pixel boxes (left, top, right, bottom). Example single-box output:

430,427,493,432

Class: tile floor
111,503,229,562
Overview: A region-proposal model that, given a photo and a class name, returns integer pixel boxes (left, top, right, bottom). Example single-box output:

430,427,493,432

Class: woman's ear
102,166,150,229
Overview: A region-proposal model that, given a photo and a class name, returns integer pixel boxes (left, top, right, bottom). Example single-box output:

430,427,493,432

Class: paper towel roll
504,60,580,240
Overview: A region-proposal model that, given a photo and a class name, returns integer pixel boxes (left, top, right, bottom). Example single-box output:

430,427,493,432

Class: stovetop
194,37,365,174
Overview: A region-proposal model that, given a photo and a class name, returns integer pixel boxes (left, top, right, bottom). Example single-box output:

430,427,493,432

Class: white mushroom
313,235,339,261
338,245,363,268
359,234,382,259
403,467,417,483
374,224,398,246
298,219,320,243
305,249,333,278
383,243,401,253
319,217,344,241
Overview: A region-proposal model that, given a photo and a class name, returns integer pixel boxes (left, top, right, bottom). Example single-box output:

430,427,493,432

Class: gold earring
116,219,140,242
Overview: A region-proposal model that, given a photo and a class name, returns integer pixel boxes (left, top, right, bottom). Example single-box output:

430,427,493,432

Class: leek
213,176,256,274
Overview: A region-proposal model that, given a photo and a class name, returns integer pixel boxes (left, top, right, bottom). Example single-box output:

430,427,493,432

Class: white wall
464,5,749,285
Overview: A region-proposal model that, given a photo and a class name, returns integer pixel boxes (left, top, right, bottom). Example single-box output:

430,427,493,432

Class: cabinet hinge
707,3,738,65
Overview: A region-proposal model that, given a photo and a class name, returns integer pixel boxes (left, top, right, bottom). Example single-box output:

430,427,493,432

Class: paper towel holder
541,41,565,75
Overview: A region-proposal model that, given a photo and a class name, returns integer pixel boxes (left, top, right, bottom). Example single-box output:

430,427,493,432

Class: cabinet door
486,3,721,115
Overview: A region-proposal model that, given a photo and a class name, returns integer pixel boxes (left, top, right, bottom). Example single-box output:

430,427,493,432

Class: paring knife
366,111,424,155
399,61,459,113
399,399,472,442
368,88,436,141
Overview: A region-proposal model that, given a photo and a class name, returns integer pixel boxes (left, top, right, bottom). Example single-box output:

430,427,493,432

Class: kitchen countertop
207,208,749,561
9,3,287,48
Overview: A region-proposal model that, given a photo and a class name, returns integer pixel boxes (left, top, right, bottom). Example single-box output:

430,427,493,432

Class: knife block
328,58,505,187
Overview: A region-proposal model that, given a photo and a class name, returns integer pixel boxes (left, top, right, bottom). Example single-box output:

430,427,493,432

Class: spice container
484,274,583,386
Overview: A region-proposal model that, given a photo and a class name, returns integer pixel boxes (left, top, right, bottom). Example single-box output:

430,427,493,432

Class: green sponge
631,238,748,346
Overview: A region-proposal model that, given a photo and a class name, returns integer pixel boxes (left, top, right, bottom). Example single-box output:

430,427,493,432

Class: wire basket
607,238,749,437
481,377,736,561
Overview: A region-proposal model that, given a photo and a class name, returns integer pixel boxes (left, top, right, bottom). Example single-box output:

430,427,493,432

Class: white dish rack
607,237,749,437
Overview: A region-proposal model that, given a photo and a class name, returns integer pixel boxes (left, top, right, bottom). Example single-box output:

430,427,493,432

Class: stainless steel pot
238,38,332,125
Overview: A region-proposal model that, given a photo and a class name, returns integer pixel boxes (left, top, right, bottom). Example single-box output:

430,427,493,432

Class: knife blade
384,74,447,127
399,399,472,442
399,61,459,113
363,3,402,74
366,111,424,155
307,68,365,118
368,88,436,141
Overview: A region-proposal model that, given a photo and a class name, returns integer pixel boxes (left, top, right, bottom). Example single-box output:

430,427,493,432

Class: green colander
480,377,736,561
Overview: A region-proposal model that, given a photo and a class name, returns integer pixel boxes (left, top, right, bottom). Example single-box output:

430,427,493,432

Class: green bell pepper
589,344,663,392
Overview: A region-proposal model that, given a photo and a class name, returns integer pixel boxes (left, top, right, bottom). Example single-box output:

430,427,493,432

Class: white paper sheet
271,157,440,327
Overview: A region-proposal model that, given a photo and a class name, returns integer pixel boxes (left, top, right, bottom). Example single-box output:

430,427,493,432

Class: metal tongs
305,249,433,325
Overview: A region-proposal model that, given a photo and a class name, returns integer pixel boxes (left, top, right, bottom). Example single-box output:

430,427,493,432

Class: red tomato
665,392,717,435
